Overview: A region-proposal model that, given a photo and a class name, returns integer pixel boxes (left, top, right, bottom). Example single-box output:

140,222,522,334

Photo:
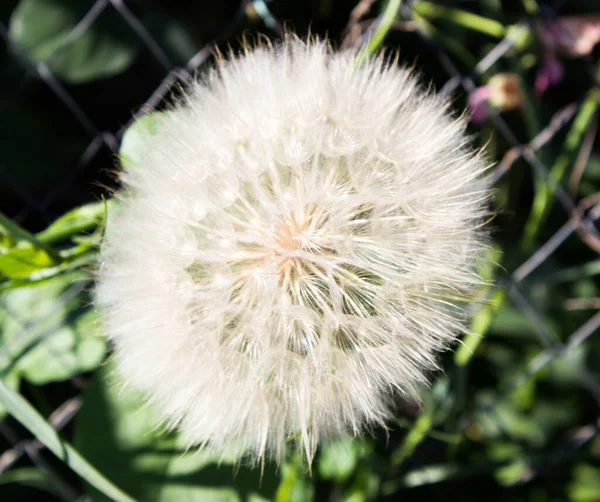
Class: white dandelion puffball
97,38,490,464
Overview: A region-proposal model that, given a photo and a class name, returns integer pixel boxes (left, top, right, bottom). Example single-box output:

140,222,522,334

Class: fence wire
0,0,599,499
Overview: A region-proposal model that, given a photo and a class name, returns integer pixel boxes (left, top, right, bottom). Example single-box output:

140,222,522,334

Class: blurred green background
1,0,600,501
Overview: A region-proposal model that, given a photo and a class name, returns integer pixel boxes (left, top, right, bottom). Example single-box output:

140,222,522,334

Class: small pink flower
468,74,524,124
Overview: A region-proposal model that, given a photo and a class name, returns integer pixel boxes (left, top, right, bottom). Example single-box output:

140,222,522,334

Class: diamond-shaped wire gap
0,168,48,223
438,22,524,98
108,0,173,71
513,202,600,282
37,0,111,72
499,278,562,348
0,421,81,500
499,277,600,404
490,101,579,185
39,132,119,214
566,310,600,352
0,23,100,139
115,68,190,140
10,128,119,223
0,396,82,474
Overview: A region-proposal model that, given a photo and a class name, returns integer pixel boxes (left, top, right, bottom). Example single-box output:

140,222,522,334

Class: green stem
396,417,461,444
0,378,137,502
523,85,600,251
413,2,506,38
455,289,505,366
520,0,539,15
390,412,432,468
454,246,503,367
413,14,477,68
35,200,112,245
356,0,402,63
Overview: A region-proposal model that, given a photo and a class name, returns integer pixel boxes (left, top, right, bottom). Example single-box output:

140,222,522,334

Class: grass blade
0,377,137,502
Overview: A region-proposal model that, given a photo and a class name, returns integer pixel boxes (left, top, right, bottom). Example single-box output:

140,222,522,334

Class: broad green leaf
487,442,529,486
569,464,600,502
148,17,197,66
275,461,314,502
9,0,140,83
36,200,110,244
120,112,172,170
318,438,360,483
0,272,106,384
0,246,55,278
75,361,279,502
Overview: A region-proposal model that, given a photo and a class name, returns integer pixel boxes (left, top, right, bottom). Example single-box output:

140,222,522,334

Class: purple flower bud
468,86,492,124
535,55,564,95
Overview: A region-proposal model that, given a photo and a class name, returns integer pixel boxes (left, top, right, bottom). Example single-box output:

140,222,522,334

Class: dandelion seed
97,36,490,464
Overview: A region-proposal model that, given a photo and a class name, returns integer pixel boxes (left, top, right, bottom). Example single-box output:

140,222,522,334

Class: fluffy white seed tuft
97,37,490,464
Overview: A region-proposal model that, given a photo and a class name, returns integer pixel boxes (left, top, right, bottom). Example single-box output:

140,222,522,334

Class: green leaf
487,305,542,340
0,213,45,249
148,17,197,66
487,442,529,486
569,464,600,502
0,207,102,288
0,213,59,255
9,0,140,83
75,360,279,502
120,112,172,170
0,247,55,278
275,461,314,502
0,213,62,276
0,272,106,384
318,438,360,483
36,201,110,244
0,251,98,291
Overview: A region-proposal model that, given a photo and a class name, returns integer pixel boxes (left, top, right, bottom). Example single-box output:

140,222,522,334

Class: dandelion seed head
97,37,490,464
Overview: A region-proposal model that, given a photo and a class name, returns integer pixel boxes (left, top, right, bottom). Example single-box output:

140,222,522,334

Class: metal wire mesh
0,0,598,498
